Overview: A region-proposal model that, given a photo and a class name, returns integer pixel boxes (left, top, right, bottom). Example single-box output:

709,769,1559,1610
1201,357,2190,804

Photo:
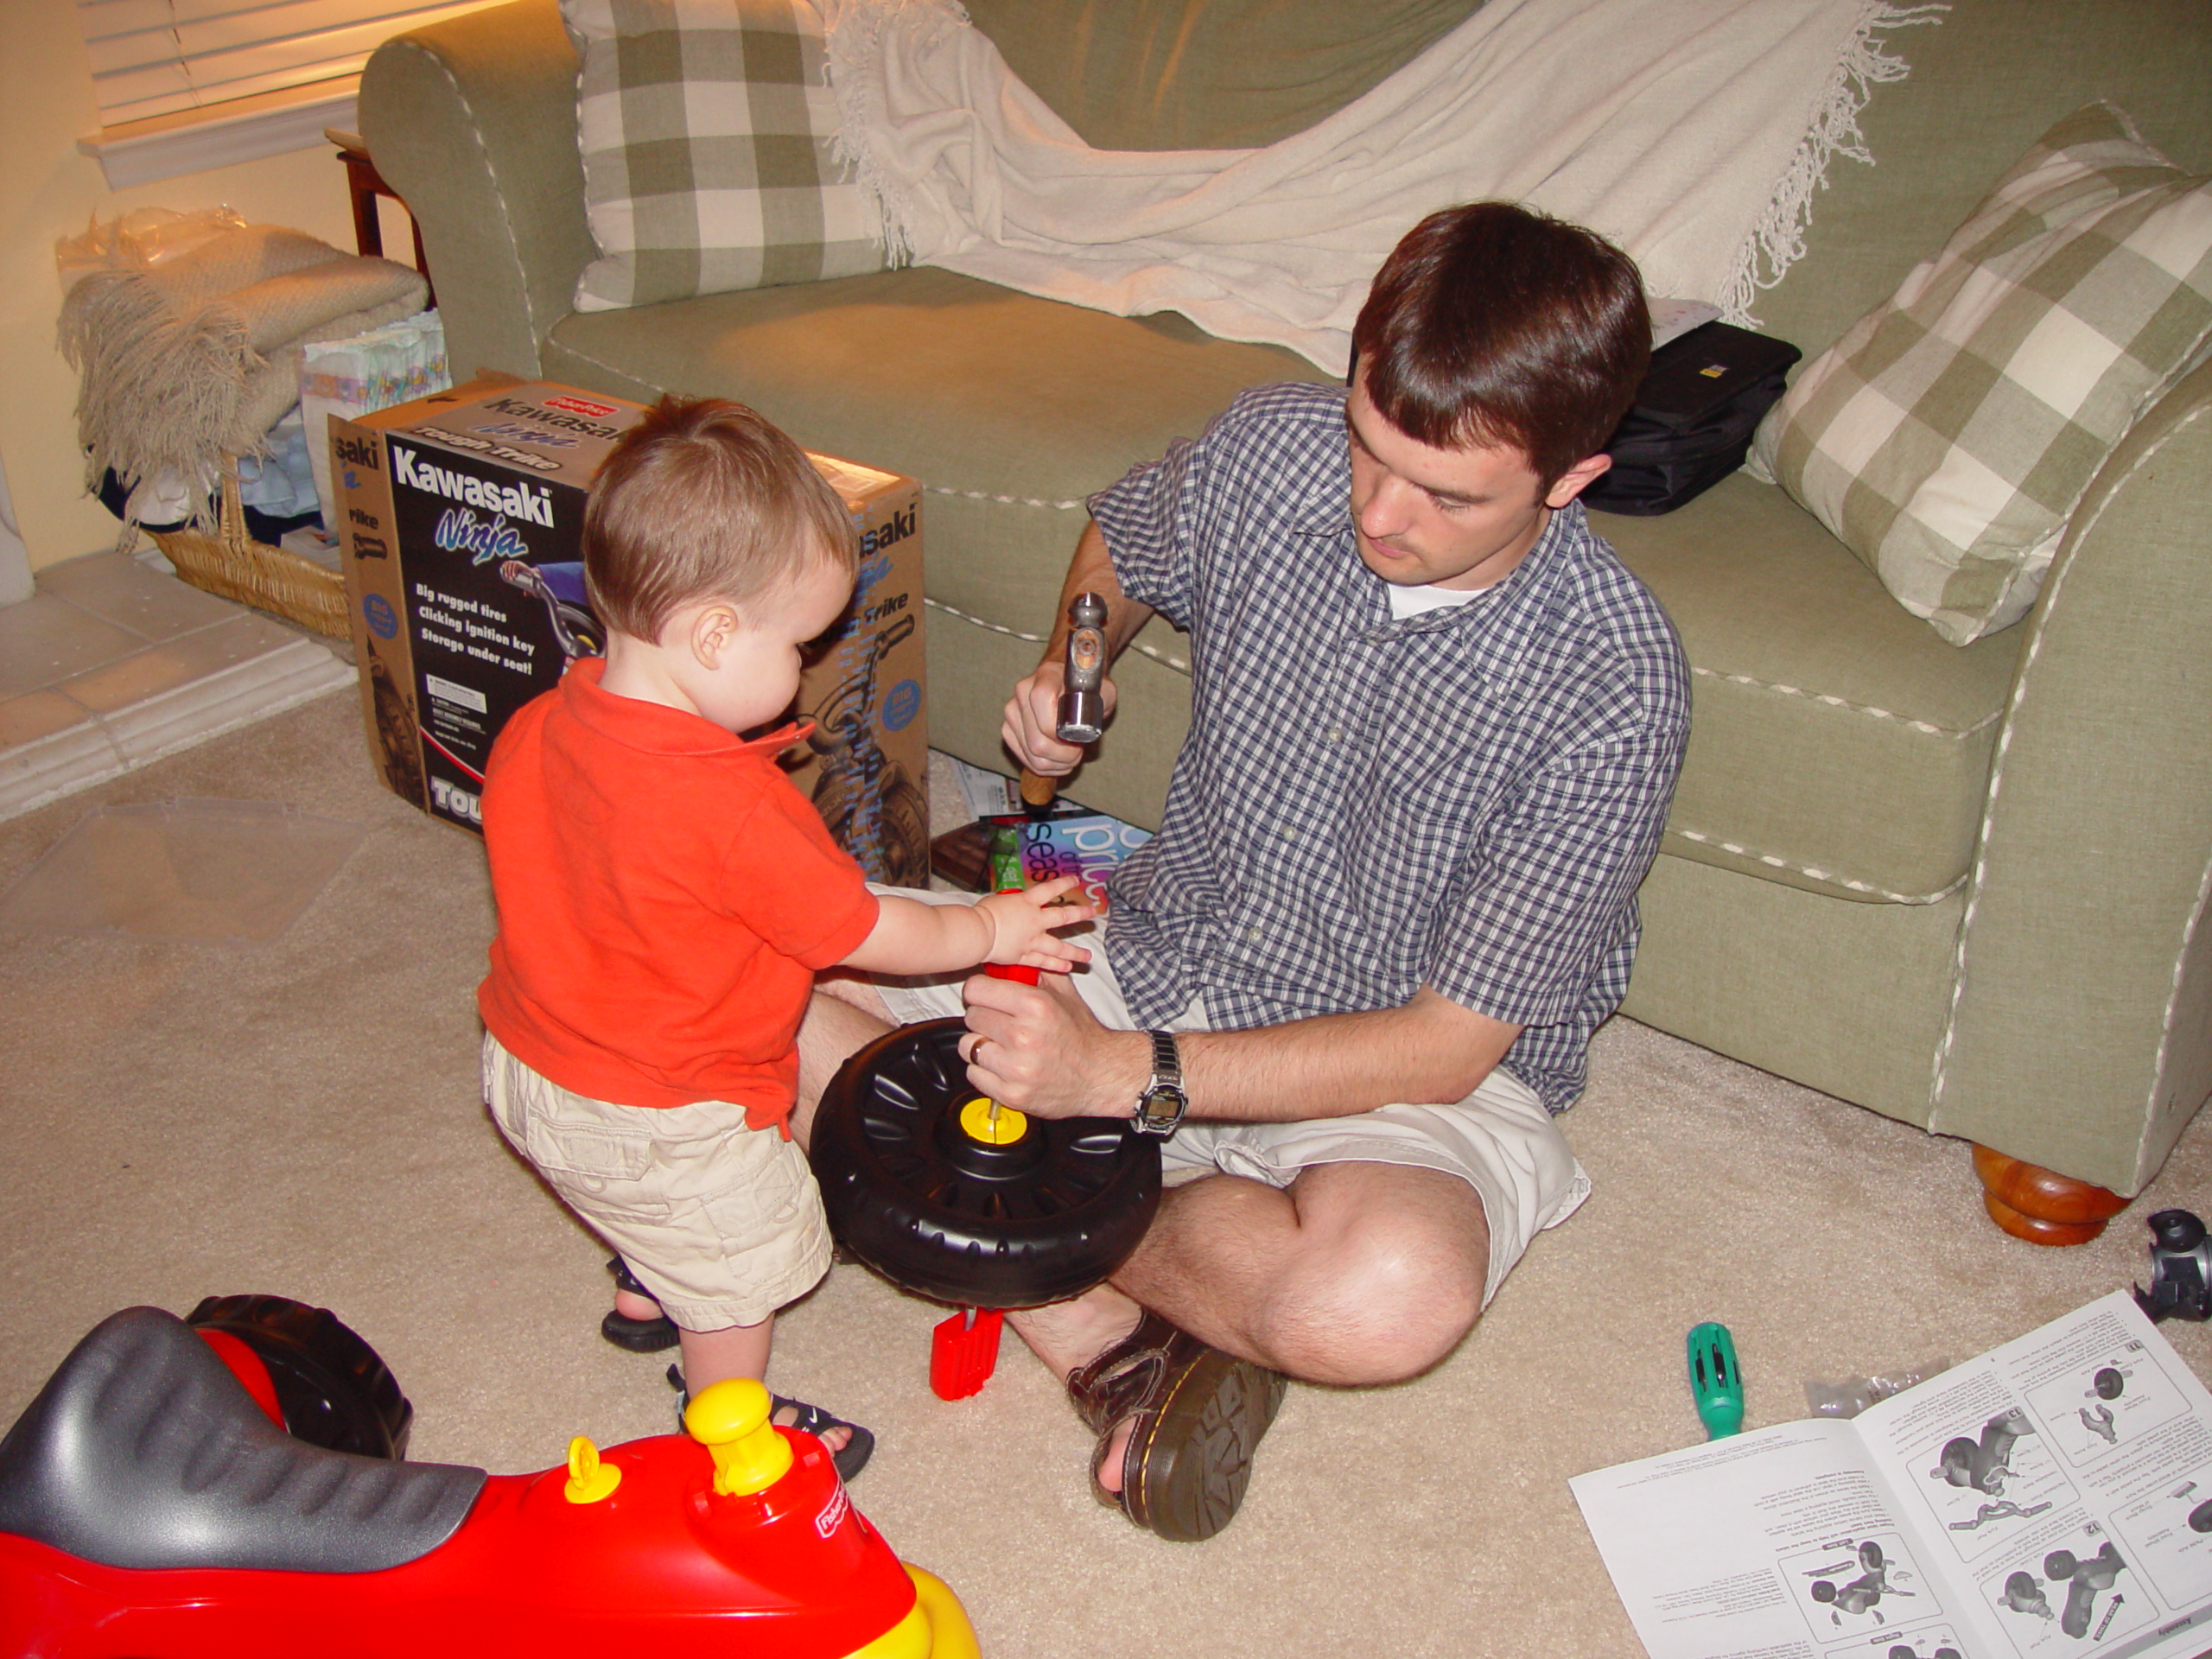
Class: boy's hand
976,876,1095,973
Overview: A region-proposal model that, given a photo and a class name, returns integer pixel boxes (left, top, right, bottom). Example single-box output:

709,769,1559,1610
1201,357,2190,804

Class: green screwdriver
1688,1322,1745,1439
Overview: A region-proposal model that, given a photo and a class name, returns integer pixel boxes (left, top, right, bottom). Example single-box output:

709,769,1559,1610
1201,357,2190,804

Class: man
801,200,1690,1541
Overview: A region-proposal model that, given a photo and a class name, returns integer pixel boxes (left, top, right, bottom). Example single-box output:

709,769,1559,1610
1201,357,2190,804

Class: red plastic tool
923,891,1042,1398
930,1307,1007,1401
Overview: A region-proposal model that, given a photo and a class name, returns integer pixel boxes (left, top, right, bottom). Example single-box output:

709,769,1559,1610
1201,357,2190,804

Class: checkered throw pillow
565,0,885,311
1753,104,2212,645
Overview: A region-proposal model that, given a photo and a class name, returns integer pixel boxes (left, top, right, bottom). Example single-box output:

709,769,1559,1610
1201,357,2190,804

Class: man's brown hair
582,395,855,641
1351,202,1649,491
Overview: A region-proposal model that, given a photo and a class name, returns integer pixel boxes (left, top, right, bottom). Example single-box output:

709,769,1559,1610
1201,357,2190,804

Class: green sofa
359,0,2212,1234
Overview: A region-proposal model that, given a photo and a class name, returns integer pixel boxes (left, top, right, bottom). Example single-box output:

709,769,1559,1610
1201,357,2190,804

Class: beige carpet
2,690,2206,1658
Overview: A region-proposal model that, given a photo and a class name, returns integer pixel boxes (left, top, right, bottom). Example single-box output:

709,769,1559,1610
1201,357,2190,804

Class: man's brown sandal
1065,1309,1288,1542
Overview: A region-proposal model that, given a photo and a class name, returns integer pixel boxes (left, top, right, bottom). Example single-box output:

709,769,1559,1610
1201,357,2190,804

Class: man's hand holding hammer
1001,524,1150,784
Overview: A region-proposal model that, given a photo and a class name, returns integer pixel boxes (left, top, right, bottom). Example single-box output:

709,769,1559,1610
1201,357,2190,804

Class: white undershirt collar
1385,579,1503,620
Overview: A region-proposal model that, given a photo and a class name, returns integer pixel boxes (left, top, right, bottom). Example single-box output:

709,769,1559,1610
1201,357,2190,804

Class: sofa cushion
1754,103,2212,645
544,264,1332,620
564,0,883,312
1600,477,2024,904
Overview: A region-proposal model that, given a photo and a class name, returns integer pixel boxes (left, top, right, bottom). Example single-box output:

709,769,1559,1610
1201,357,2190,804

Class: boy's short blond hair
582,395,856,642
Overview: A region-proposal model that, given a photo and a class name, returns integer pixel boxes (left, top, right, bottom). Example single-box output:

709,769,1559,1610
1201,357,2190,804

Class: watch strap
1134,1029,1186,1136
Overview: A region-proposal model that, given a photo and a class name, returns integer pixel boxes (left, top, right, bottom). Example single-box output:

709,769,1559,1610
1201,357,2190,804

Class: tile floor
0,550,354,821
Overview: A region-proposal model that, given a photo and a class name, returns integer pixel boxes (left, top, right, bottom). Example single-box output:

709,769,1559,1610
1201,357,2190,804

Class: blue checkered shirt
1091,382,1689,1112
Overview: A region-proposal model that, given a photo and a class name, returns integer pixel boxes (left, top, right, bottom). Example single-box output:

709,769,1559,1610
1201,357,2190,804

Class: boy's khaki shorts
482,1033,832,1331
867,887,1590,1308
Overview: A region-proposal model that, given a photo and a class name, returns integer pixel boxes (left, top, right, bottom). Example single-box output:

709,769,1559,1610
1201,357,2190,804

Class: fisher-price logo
814,1484,849,1539
543,394,619,419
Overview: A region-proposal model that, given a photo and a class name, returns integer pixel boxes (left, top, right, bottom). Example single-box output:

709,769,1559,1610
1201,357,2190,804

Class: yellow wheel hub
957,1096,1027,1145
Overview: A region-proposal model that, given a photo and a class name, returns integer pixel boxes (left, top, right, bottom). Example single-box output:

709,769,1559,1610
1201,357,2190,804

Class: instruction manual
1571,1292,2212,1659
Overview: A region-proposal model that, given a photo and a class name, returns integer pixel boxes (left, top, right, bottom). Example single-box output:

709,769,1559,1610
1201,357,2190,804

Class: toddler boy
478,396,1087,1478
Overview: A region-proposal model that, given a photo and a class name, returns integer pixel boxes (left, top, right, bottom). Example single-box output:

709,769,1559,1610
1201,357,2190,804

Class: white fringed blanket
826,0,1944,373
58,225,427,530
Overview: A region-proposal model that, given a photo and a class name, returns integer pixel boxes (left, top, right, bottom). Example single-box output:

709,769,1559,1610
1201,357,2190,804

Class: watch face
1137,1086,1186,1134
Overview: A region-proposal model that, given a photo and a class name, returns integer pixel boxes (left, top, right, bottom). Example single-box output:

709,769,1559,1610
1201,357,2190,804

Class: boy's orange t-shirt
476,657,880,1128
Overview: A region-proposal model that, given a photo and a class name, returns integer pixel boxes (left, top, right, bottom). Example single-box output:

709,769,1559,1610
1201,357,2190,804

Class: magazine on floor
941,753,1151,908
1571,1291,2212,1659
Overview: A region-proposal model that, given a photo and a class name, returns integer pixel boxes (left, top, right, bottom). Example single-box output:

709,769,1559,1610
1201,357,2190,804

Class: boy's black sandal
664,1363,875,1483
601,1255,680,1353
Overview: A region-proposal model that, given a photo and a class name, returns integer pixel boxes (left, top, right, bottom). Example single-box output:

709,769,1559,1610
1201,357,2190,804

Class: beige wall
1,0,365,573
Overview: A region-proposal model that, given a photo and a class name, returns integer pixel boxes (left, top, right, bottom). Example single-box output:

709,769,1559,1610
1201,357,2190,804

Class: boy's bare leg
598,983,893,1459
677,1319,776,1394
675,1316,853,1457
640,978,899,1460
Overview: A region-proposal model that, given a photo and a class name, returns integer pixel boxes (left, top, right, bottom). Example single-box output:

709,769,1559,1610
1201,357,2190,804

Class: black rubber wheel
186,1294,415,1460
811,1018,1160,1308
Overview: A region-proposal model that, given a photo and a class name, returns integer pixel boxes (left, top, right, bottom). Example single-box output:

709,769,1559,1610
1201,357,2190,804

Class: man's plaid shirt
1090,382,1690,1112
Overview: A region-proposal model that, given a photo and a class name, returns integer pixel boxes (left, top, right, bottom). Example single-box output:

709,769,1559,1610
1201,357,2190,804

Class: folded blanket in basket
57,224,427,530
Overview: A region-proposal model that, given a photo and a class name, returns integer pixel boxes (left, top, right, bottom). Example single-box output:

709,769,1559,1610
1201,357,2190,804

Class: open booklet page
1571,1291,2212,1659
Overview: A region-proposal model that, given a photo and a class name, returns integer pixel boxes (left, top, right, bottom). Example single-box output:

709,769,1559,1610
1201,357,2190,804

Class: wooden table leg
339,150,386,257
334,141,435,308
1972,1144,2129,1245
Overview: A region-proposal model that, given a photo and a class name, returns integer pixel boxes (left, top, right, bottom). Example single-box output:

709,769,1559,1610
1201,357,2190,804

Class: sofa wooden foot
1971,1145,2128,1245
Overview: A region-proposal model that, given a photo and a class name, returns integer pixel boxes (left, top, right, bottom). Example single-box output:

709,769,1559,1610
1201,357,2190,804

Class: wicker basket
148,457,348,639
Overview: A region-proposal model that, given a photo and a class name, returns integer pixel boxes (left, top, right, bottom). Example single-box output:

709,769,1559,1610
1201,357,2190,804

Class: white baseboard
0,638,353,823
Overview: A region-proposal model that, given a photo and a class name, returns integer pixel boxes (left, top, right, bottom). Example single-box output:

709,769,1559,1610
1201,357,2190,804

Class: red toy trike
0,1300,976,1658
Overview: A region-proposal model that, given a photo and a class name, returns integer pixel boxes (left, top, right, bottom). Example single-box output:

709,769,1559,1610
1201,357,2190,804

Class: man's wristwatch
1133,1029,1186,1137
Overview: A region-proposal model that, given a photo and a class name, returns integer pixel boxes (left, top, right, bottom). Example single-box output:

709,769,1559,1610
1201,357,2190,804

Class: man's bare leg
791,977,896,1147
795,983,1494,1488
1010,1159,1490,1491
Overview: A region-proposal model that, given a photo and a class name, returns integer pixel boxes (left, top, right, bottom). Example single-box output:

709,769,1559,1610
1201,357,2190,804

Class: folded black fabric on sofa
1586,322,1802,516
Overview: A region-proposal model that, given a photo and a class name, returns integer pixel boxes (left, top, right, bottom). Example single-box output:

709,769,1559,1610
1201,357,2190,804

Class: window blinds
78,0,505,129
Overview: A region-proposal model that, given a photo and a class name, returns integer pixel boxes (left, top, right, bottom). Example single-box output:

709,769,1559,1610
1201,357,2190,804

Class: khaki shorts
868,887,1591,1307
482,1033,832,1330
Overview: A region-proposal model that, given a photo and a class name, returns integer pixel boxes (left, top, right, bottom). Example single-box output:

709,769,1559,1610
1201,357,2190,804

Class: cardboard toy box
333,376,930,885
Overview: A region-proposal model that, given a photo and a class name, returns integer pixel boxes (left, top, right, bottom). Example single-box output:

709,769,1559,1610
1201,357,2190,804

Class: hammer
1017,591,1109,812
